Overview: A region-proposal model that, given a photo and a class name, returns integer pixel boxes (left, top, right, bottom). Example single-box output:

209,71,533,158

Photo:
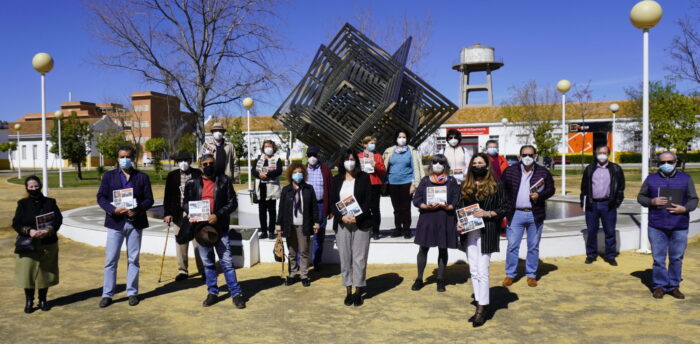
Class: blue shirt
307,164,324,200
387,150,414,185
515,164,533,209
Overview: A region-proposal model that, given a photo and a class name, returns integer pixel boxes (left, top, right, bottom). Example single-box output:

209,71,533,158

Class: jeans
198,230,242,297
312,202,327,267
505,210,543,279
103,222,142,298
585,201,618,260
648,226,688,291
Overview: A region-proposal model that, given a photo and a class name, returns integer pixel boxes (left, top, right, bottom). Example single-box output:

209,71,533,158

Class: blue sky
0,0,696,122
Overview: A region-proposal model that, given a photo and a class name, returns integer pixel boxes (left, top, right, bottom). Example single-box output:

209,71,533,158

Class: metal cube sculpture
273,23,458,164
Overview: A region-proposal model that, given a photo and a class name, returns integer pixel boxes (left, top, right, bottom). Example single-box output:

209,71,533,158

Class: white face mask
344,160,356,171
308,156,318,166
178,161,190,172
596,154,608,163
396,138,407,146
212,131,224,141
432,163,444,173
448,139,459,147
264,147,274,156
521,156,535,166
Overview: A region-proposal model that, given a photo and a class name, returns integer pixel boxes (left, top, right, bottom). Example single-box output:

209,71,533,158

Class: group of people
11,123,696,328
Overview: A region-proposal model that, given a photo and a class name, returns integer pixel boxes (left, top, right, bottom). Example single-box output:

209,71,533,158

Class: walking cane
157,222,171,283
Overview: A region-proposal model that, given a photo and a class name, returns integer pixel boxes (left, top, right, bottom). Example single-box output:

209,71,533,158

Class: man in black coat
164,150,203,281
182,154,245,309
580,145,625,266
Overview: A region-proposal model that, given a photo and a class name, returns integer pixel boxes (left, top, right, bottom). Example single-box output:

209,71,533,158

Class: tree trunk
77,162,83,180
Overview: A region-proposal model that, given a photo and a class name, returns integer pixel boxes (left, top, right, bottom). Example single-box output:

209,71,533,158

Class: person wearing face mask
485,140,509,181
163,150,204,281
501,145,555,288
359,136,386,240
410,154,460,293
182,154,245,308
13,176,63,313
440,129,472,183
200,122,240,183
579,145,625,266
275,163,320,286
96,145,154,308
458,153,507,327
252,140,284,239
305,146,334,271
637,151,698,300
330,150,373,306
382,130,425,239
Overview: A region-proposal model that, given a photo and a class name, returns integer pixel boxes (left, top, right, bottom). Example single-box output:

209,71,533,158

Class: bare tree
88,0,284,146
108,101,147,164
667,1,700,87
569,81,594,169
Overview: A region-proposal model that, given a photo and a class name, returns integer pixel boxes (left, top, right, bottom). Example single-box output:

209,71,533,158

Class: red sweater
357,152,386,185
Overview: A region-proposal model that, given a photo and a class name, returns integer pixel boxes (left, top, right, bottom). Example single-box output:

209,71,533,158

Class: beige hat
210,122,225,132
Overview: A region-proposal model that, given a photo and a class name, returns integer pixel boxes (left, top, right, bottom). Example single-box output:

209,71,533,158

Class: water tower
452,44,504,106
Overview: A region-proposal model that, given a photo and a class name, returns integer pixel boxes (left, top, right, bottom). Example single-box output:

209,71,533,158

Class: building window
134,104,149,112
32,145,37,160
22,146,26,160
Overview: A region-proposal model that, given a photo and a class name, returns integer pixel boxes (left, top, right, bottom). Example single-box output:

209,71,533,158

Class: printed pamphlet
426,186,447,205
189,200,211,222
457,204,485,233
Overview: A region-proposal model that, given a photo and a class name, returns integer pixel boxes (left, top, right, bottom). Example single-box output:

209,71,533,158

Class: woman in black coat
459,153,507,327
12,176,63,313
329,150,373,307
276,162,319,287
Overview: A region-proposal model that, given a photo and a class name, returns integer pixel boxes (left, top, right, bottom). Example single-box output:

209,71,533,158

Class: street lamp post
500,117,508,154
557,79,571,196
609,103,620,163
243,97,254,191
32,53,54,196
630,0,662,253
55,110,64,188
15,123,21,179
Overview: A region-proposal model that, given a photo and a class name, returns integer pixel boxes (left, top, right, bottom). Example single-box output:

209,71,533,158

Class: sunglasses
447,136,458,140
201,162,215,167
521,154,535,158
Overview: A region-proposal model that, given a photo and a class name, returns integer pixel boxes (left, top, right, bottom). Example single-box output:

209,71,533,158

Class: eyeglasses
201,162,214,167
521,154,535,158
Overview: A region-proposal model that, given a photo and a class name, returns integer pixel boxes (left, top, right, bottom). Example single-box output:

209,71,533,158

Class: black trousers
388,183,412,233
258,184,277,234
370,185,382,234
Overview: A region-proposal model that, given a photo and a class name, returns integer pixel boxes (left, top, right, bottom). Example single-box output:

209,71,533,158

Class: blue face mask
292,172,304,184
487,147,498,155
659,163,675,175
368,143,376,152
119,158,132,170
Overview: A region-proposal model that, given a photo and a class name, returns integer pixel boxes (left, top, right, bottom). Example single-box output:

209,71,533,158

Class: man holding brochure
501,145,555,288
182,154,245,308
96,145,154,308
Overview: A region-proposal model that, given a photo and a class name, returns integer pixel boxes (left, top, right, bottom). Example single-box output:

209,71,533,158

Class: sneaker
301,278,311,287
202,293,217,307
411,278,424,291
232,293,246,309
99,297,113,308
175,272,189,281
128,295,140,306
259,231,268,239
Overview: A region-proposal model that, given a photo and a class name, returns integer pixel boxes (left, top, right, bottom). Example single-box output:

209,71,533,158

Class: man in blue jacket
96,145,154,308
638,151,698,299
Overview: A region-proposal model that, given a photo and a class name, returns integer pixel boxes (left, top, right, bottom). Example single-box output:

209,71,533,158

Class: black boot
38,288,50,311
353,287,364,307
473,305,486,327
344,286,353,306
259,231,268,239
24,289,34,314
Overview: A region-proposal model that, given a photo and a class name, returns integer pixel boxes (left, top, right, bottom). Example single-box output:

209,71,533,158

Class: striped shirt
307,164,324,200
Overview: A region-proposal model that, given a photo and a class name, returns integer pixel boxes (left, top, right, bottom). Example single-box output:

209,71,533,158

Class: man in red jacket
306,146,333,272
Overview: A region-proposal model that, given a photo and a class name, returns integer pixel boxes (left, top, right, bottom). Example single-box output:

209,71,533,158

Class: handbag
250,185,259,204
14,234,35,254
273,232,285,263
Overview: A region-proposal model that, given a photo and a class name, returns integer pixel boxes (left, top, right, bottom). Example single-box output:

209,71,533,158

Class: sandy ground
1,177,699,343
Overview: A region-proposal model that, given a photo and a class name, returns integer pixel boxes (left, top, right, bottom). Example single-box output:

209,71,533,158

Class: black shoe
99,297,113,308
473,305,486,327
38,300,50,311
203,293,217,307
128,295,140,306
403,231,412,239
605,258,618,266
437,279,446,293
269,232,276,240
259,231,268,239
285,276,298,286
314,265,323,273
232,293,246,309
390,230,402,238
411,278,424,291
353,290,364,307
301,278,311,287
24,300,34,314
175,273,189,281
585,257,595,264
344,293,353,306
372,233,380,240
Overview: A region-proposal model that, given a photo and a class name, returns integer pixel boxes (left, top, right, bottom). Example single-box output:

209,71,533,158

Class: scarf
395,145,408,154
293,187,302,217
430,174,448,185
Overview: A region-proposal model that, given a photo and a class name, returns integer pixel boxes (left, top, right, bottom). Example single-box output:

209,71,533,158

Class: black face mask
27,189,42,197
471,166,488,178
203,165,216,177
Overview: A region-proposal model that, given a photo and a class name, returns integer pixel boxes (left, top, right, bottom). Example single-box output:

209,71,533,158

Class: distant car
553,156,570,165
505,155,519,166
143,157,155,166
